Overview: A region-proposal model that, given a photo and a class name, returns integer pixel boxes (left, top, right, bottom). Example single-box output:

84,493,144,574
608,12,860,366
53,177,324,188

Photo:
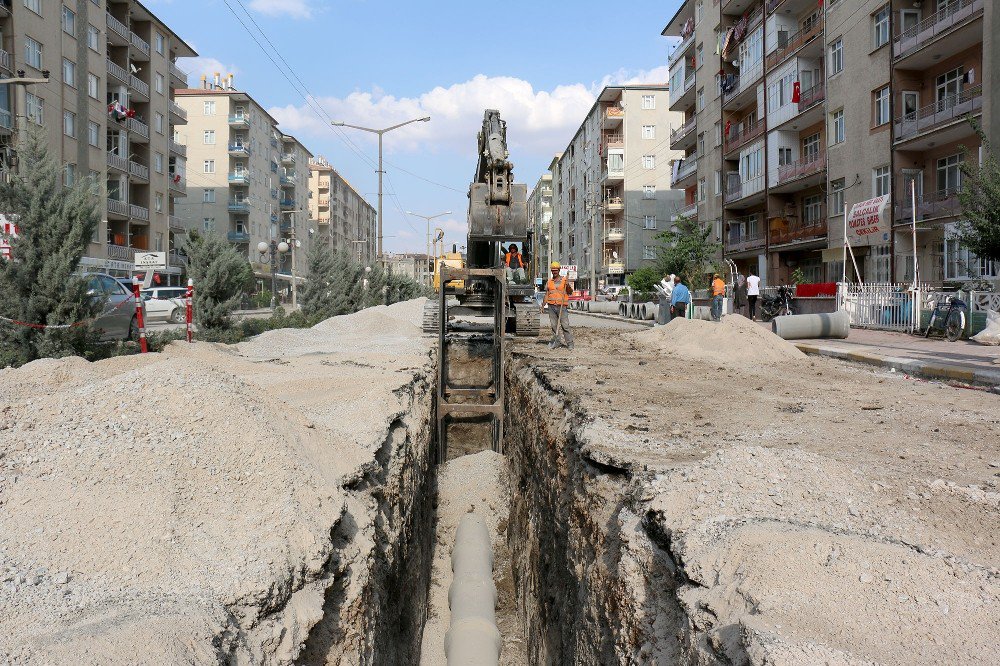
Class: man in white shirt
746,269,761,321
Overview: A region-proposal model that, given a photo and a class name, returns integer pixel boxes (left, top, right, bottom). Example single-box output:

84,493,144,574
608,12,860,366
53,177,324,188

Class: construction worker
670,275,691,320
505,244,526,284
711,272,726,321
543,261,574,350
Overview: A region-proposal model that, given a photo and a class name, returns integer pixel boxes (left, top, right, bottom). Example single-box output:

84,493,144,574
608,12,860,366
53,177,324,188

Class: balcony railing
673,201,698,221
0,0,10,18
724,120,765,154
279,198,295,208
107,198,129,217
766,15,824,71
126,116,149,138
107,244,135,262
0,49,10,72
169,101,188,121
726,222,766,253
895,187,961,222
894,84,982,143
106,152,127,172
106,58,128,84
131,32,150,57
318,179,331,190
228,143,250,156
128,161,149,180
605,107,625,121
129,204,149,221
228,200,250,213
228,231,251,243
280,175,295,185
169,61,187,84
670,118,696,146
169,175,185,193
130,75,149,98
106,13,129,42
777,151,825,183
725,174,766,203
798,81,825,113
894,0,982,61
318,197,331,207
606,228,625,242
604,196,624,212
317,216,331,224
602,133,624,152
169,249,188,267
722,61,763,106
0,109,11,130
281,153,296,164
169,140,186,157
672,153,698,186
668,32,696,68
169,215,184,230
769,215,827,245
228,114,249,126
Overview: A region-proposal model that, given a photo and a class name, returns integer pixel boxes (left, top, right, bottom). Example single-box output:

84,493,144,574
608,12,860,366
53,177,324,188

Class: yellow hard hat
550,261,561,269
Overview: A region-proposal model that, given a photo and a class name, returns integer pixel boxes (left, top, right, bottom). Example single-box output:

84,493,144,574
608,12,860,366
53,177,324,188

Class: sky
147,0,683,254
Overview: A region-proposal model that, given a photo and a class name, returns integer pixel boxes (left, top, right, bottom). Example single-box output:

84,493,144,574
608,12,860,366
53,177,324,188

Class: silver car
141,286,188,324
85,273,138,341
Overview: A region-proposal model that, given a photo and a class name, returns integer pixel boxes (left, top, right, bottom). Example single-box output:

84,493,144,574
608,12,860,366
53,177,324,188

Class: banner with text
846,195,891,244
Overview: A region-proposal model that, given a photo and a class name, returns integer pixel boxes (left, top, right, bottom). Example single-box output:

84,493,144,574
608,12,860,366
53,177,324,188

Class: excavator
428,110,539,462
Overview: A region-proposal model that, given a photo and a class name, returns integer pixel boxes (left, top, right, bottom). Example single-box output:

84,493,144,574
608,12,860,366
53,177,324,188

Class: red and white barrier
185,278,194,343
131,277,148,353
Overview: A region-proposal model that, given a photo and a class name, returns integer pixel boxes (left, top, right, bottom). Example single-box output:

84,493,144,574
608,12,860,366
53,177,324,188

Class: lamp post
407,210,451,287
280,208,307,308
331,116,431,265
257,240,289,309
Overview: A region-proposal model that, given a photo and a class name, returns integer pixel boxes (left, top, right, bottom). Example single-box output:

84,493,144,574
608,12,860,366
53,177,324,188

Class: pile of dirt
635,314,807,367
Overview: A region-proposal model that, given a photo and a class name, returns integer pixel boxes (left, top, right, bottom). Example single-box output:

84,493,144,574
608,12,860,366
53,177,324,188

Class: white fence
840,283,923,332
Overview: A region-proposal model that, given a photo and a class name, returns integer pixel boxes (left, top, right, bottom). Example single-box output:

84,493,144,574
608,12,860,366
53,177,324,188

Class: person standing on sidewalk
670,276,691,320
746,269,761,321
543,262,574,350
711,273,726,321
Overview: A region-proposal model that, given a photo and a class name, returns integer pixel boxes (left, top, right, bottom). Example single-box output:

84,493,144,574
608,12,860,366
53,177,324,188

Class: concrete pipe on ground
591,302,619,314
619,303,627,317
772,311,850,340
640,304,655,320
445,514,501,665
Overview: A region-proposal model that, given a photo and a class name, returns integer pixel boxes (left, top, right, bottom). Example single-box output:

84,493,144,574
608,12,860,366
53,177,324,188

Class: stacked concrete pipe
590,302,619,314
639,303,655,320
772,310,850,340
445,514,501,665
619,302,627,317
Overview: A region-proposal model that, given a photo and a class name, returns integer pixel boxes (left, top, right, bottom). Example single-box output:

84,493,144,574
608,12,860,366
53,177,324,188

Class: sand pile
636,314,806,367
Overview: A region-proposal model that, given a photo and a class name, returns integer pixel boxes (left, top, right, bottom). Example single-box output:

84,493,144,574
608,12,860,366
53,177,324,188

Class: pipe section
772,311,850,340
445,514,501,665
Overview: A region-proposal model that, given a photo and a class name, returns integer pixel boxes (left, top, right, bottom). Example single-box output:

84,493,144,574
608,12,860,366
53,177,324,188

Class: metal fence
840,283,923,332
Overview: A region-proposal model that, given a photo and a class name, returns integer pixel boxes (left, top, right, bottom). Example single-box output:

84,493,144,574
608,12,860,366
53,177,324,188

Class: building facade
549,85,685,291
308,155,376,264
526,173,552,277
1,0,195,282
663,0,996,287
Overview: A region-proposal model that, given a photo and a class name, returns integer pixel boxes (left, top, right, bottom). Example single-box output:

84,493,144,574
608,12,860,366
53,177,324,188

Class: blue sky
148,0,682,253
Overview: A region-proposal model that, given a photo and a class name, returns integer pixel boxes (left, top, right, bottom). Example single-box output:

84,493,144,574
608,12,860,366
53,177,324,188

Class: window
803,194,823,224
155,193,163,213
642,125,655,139
62,6,76,36
24,0,41,14
203,101,216,115
831,109,845,144
203,130,216,145
643,185,656,199
829,38,843,75
714,121,722,147
155,32,165,55
695,0,703,24
25,92,43,125
936,67,962,110
203,218,215,232
87,24,100,51
874,86,890,126
937,154,962,193
644,215,657,230
696,87,704,111
203,159,215,174
802,132,821,161
777,146,792,166
87,121,99,146
642,155,655,170
830,178,845,215
696,44,703,68
203,189,216,203
154,112,164,133
155,73,164,94
715,169,722,195
698,178,706,202
641,95,656,110
64,164,76,187
154,152,164,173
873,5,890,49
642,245,657,260
25,36,42,70
87,73,99,99
945,232,999,281
62,58,76,87
873,165,890,197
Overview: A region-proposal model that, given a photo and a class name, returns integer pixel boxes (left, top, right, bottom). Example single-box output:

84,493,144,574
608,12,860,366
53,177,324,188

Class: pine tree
299,240,338,319
654,215,720,290
958,119,1000,265
0,129,101,367
185,231,253,330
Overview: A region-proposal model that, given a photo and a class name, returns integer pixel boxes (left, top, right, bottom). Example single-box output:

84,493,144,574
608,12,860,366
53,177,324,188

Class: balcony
169,101,188,124
765,15,824,72
318,197,331,207
130,75,150,100
228,231,251,243
169,174,185,193
724,174,766,206
774,151,825,189
895,187,961,224
129,204,149,222
894,0,983,65
722,62,763,111
126,116,149,140
106,58,128,84
280,174,295,186
280,198,296,209
0,109,11,131
228,114,250,128
798,81,825,114
0,48,10,72
107,198,129,218
607,262,625,275
317,216,331,225
606,228,625,242
228,200,250,213
603,166,625,183
0,1,9,18
604,196,624,213
670,117,697,150
893,84,982,148
602,133,624,153
130,31,150,59
228,143,250,157
318,179,330,190
672,201,698,221
769,215,827,246
106,152,127,172
107,244,136,262
169,139,186,157
228,172,249,185
168,249,188,268
169,215,185,231
605,106,625,124
672,153,698,187
169,61,187,86
668,31,696,69
724,120,765,156
128,160,149,181
725,221,767,254
281,153,296,165
669,71,697,112
106,13,130,45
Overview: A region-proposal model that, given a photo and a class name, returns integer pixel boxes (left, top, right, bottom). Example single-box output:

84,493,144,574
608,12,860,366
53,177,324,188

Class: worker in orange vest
543,261,574,350
711,272,726,322
505,244,526,284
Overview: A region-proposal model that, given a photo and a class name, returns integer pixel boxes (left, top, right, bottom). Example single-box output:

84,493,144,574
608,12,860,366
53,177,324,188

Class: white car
141,286,188,324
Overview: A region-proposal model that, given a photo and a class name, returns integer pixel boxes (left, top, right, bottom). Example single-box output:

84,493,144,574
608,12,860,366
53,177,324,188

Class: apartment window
642,155,656,170
695,0,703,23
642,125,655,139
936,67,963,110
25,36,42,70
874,86,890,126
803,194,823,224
87,73,99,99
63,111,76,137
830,178,845,216
155,32,165,55
87,24,100,51
204,101,216,115
25,92,42,125
204,189,216,203
62,6,76,36
203,130,216,145
644,215,657,230
873,165,890,197
24,0,40,14
154,152,163,173
204,159,215,174
831,109,845,144
87,121,99,147
696,44,704,68
155,73,164,94
643,185,656,199
715,169,722,195
155,193,163,213
641,95,656,110
714,121,722,147
696,87,705,111
873,5,890,49
698,178,706,202
937,154,963,193
154,112,163,133
64,164,76,187
802,132,821,161
62,59,76,88
643,245,657,260
203,218,215,232
829,38,843,76
777,146,792,166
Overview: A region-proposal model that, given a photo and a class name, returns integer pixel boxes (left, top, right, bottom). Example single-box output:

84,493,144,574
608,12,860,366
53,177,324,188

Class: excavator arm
468,110,528,243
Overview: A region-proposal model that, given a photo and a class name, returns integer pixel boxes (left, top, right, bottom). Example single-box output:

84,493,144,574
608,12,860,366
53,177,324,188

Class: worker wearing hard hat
542,262,574,350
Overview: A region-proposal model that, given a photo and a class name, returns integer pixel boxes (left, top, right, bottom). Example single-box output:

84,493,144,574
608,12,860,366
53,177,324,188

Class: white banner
847,195,891,244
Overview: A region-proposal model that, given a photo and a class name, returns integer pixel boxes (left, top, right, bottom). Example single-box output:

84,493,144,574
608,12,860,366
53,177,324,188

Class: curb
793,343,1000,387
574,311,654,327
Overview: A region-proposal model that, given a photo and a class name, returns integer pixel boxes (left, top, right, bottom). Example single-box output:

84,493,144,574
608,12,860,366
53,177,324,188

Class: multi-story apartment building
308,155,376,264
526,173,553,277
176,77,311,281
663,0,996,287
0,0,195,283
549,85,685,291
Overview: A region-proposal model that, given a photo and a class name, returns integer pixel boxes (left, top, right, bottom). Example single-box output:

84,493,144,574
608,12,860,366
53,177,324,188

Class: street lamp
331,116,431,265
407,210,451,287
257,240,289,309
280,208,308,308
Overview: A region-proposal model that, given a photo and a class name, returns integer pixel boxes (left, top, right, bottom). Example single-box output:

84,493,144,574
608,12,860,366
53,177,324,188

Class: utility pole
2,71,52,169
407,210,451,287
281,208,307,309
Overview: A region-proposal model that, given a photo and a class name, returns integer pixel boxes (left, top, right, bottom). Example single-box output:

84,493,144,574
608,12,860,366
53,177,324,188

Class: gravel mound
636,314,806,367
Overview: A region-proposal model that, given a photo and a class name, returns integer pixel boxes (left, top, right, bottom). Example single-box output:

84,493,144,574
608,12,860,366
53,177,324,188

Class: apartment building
526,173,553,277
0,0,195,282
549,85,685,291
663,0,995,287
308,155,376,264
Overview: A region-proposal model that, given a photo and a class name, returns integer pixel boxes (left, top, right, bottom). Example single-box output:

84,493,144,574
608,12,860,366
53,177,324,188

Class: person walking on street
543,261,574,349
746,269,761,321
670,276,691,321
711,273,726,322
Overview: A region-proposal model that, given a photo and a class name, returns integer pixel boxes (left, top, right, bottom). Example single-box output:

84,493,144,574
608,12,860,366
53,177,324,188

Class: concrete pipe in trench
445,514,501,665
772,310,850,340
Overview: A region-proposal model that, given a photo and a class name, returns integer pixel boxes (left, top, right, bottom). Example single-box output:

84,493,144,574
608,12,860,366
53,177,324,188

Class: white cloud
177,56,239,86
248,0,313,19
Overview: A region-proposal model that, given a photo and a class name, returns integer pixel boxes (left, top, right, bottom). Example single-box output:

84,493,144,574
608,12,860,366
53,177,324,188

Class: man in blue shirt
670,275,691,320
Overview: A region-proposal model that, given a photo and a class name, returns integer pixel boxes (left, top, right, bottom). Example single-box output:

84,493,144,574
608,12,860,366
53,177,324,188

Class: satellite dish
612,251,619,260
294,240,302,248
130,63,140,74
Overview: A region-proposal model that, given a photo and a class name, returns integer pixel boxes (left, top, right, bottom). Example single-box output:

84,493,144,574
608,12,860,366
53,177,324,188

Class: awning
822,246,870,263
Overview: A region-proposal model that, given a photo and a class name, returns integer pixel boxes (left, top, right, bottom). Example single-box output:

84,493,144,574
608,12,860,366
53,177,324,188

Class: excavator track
422,300,439,334
513,303,539,337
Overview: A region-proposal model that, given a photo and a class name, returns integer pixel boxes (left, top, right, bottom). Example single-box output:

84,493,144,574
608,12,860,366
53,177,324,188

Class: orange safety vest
712,278,726,297
506,251,523,269
545,277,571,306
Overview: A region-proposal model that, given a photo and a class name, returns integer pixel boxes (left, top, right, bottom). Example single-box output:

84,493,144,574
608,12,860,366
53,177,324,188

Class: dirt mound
635,314,806,367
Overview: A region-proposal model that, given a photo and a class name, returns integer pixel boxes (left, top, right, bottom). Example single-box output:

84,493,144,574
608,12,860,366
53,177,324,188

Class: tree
957,119,1000,265
185,231,253,330
654,215,720,290
625,266,662,295
299,240,338,320
0,129,101,367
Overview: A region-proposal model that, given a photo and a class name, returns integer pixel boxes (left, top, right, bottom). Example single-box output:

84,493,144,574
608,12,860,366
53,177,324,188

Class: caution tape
0,294,137,330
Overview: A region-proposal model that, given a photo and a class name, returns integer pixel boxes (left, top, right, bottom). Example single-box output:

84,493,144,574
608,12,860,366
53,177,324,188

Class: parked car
141,286,188,324
84,273,138,341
